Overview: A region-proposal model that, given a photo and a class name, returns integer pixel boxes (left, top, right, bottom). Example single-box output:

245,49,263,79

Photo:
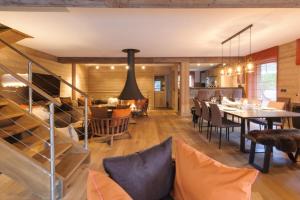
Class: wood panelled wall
206,40,300,103
87,66,176,109
0,46,88,99
278,41,300,103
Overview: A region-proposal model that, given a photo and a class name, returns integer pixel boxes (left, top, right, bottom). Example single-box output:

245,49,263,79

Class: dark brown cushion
103,137,174,200
248,129,300,153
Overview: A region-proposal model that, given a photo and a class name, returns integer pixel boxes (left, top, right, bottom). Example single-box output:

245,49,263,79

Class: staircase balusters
49,103,56,200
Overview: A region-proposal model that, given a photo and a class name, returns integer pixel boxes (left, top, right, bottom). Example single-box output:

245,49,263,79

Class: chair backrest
209,103,222,126
112,108,132,118
90,116,130,137
200,101,210,121
268,101,285,110
277,97,291,111
90,106,108,119
193,98,201,116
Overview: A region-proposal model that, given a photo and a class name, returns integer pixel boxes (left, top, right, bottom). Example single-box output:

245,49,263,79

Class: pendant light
236,34,242,75
246,26,254,73
227,40,232,76
220,44,225,76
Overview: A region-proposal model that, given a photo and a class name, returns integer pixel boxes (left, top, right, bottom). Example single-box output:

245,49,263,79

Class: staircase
0,96,90,199
0,23,32,48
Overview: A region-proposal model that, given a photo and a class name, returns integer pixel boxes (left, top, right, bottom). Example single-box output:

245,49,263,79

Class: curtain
246,46,278,99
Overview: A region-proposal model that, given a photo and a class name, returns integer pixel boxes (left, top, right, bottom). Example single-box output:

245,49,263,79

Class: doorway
154,75,167,108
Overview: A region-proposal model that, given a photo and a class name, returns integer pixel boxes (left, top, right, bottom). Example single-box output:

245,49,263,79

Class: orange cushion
112,109,131,118
87,170,132,200
174,139,258,200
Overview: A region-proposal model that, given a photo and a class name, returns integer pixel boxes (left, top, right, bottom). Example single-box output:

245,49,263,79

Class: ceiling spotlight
95,65,99,70
111,65,115,70
141,65,146,70
210,63,214,66
197,63,201,66
125,65,129,70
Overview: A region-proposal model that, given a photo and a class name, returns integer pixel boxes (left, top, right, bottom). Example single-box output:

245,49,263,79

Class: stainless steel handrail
0,63,61,106
0,38,89,150
0,38,88,97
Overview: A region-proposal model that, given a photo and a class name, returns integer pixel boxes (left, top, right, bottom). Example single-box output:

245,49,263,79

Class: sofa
88,138,259,200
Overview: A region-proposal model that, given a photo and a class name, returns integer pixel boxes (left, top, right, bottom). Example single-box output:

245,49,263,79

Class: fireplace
119,49,145,101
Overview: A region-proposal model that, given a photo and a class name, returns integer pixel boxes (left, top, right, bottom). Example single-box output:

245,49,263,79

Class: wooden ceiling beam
1,0,300,8
57,56,241,64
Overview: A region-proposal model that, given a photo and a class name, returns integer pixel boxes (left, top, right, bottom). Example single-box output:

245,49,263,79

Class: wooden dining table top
205,102,300,119
218,104,300,119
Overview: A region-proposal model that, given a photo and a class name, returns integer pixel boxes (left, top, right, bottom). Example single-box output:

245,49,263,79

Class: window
154,80,162,91
189,75,194,87
256,62,277,101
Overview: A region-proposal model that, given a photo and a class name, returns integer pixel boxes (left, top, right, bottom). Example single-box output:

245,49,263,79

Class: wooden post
72,63,76,100
179,62,190,116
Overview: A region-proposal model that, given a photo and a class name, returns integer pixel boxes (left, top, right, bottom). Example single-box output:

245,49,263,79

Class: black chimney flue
119,49,145,100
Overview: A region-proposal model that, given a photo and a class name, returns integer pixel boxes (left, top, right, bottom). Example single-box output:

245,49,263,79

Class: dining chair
209,103,241,149
193,98,202,130
200,101,211,138
89,116,131,146
277,97,292,128
90,106,108,119
247,101,286,131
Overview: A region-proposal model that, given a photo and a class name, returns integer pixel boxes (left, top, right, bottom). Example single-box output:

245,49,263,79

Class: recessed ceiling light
95,65,99,70
197,63,201,66
141,65,146,70
111,65,115,70
210,63,214,66
125,65,129,70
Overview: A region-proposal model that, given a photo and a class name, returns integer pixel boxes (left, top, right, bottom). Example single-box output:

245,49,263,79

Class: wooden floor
1,110,300,200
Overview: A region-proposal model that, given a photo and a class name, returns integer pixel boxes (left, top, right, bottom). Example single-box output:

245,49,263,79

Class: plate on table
261,107,277,110
222,107,237,111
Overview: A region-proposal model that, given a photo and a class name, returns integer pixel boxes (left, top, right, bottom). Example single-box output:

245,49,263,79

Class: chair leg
109,136,114,147
263,146,272,173
207,121,210,137
231,115,234,132
249,141,256,164
247,120,250,132
219,128,222,149
209,126,213,142
198,118,201,132
200,118,204,132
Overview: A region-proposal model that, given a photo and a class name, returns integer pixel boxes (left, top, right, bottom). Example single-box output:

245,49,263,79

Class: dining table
216,104,300,153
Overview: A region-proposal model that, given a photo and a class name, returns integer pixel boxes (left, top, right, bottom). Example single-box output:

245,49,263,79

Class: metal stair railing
0,63,59,200
0,38,89,151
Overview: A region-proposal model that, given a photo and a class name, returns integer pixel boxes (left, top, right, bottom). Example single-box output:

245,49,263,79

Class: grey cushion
103,137,174,200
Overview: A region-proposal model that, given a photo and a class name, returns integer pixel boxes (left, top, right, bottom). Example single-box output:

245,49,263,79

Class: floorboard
0,110,299,200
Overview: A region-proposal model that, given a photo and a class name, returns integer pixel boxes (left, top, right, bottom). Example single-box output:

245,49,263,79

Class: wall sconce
1,73,28,88
227,68,232,76
236,65,242,75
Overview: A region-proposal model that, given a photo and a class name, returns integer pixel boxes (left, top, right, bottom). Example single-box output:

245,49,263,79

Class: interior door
154,76,167,108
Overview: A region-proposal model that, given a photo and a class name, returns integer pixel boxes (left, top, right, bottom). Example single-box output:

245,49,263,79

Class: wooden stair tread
0,101,8,107
13,132,50,150
0,122,41,138
55,153,89,179
0,113,24,121
32,143,73,164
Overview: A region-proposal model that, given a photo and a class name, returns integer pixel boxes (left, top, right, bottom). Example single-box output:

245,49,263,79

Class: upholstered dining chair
209,103,241,149
200,101,211,138
277,97,292,128
193,98,202,130
247,101,286,131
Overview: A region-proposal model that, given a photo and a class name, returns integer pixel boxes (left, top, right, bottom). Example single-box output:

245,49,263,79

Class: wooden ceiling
57,56,240,64
1,0,300,8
